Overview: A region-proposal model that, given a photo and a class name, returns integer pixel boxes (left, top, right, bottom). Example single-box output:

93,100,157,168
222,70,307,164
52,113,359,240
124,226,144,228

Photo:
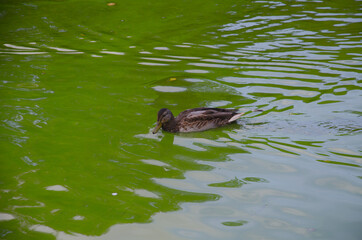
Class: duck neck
162,118,177,133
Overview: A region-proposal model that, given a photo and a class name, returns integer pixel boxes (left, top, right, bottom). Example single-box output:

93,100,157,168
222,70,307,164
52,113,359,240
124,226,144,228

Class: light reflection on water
1,0,362,239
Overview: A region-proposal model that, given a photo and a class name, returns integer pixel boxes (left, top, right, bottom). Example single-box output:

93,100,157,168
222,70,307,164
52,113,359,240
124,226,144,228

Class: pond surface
1,0,362,239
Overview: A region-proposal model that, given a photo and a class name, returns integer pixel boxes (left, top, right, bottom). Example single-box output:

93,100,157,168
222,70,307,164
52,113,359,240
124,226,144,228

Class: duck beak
152,121,162,134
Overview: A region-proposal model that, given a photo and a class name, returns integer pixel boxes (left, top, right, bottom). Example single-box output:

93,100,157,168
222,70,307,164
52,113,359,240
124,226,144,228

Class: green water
1,0,362,239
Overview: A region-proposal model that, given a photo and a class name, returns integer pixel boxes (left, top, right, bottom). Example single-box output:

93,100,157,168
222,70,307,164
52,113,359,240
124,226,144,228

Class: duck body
153,107,244,133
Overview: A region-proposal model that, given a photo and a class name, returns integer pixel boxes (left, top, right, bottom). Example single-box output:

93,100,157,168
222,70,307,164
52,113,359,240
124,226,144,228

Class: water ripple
1,0,362,239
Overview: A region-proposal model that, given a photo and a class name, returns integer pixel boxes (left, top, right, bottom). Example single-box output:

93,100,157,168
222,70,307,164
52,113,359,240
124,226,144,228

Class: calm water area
1,0,362,239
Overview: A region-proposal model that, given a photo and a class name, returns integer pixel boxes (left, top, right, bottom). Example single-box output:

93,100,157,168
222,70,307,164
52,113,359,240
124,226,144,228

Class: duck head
152,108,174,134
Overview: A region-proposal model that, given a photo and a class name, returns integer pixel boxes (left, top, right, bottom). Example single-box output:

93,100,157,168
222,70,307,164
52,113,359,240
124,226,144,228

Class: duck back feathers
175,108,242,133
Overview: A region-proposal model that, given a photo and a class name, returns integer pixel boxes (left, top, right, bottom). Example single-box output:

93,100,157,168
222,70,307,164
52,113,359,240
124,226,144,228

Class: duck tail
228,112,245,122
228,108,263,123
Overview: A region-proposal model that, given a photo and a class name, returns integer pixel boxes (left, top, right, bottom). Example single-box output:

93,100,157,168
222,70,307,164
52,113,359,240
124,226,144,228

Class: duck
152,107,245,133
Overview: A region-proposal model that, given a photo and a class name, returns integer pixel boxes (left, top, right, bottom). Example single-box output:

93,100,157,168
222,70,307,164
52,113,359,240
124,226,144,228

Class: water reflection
1,0,362,239
149,76,250,110
4,141,220,236
209,177,268,188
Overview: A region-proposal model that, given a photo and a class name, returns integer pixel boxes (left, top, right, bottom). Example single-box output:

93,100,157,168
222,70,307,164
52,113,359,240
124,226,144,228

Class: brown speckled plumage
152,107,244,133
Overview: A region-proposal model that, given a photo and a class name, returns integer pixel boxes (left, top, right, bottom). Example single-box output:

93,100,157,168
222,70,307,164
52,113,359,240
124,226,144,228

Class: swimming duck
152,107,244,133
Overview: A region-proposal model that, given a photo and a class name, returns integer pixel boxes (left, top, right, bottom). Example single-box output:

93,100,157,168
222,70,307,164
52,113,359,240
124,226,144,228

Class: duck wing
176,108,242,132
176,107,235,119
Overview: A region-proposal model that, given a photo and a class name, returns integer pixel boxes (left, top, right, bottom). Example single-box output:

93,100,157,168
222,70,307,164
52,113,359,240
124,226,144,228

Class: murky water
1,0,362,239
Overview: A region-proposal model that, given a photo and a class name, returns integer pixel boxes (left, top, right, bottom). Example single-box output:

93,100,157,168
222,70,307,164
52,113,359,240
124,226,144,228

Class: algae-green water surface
1,0,362,239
